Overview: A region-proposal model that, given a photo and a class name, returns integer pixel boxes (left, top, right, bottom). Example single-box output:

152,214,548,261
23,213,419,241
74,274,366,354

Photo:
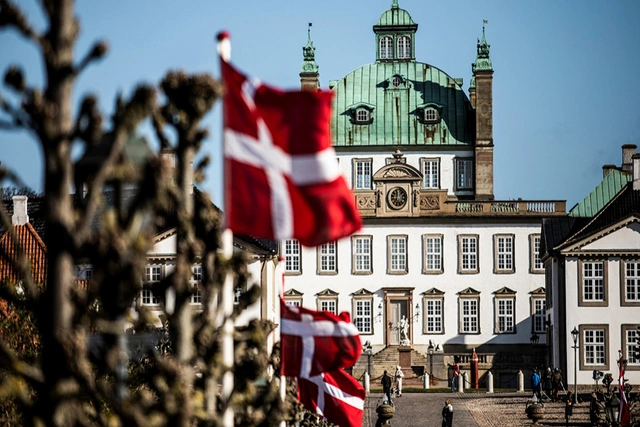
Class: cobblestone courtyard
363,392,598,426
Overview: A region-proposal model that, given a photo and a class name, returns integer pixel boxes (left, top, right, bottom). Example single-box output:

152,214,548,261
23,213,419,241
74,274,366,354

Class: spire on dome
392,0,399,8
474,20,493,72
301,22,319,75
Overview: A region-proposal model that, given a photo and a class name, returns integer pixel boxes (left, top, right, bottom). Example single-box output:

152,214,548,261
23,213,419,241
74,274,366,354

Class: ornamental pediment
316,288,339,297
421,288,445,296
283,289,304,297
373,163,422,182
493,287,517,295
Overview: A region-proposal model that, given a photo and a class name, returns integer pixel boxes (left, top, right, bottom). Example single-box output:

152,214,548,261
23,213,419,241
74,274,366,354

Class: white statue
398,315,410,346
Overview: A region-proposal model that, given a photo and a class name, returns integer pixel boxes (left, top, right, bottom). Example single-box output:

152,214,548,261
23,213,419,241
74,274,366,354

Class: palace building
283,1,566,387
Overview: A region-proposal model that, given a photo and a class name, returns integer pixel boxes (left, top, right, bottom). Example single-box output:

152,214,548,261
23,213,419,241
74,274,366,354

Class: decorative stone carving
356,195,376,210
420,195,440,210
382,168,411,178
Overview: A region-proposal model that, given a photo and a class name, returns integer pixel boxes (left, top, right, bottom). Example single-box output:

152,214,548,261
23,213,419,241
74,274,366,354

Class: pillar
470,348,479,389
518,370,525,392
486,371,494,393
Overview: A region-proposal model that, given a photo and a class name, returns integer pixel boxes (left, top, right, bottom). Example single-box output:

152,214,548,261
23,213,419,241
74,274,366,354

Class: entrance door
389,300,408,345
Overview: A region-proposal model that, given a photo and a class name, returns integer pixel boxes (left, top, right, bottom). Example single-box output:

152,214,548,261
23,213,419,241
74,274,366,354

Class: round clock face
387,187,407,209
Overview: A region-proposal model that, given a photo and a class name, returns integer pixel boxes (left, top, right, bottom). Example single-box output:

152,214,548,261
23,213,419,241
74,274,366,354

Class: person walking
381,370,392,403
543,367,553,401
441,399,453,427
448,357,460,392
394,366,404,397
564,391,573,427
552,368,563,401
531,368,542,401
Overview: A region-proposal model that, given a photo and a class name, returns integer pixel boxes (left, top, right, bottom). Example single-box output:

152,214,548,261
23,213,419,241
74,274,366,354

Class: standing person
564,391,573,427
394,366,404,397
441,399,453,427
589,392,603,426
448,357,460,393
381,370,392,403
531,368,542,401
552,368,563,401
543,367,553,401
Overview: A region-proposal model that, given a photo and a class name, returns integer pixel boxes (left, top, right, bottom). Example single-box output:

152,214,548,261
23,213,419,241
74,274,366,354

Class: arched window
356,108,370,123
380,36,394,59
424,107,439,123
397,36,411,59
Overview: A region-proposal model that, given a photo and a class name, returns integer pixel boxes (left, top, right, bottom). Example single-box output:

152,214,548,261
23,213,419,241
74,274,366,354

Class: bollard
458,372,465,393
487,371,494,393
364,372,370,393
518,370,525,392
471,348,479,389
423,373,430,389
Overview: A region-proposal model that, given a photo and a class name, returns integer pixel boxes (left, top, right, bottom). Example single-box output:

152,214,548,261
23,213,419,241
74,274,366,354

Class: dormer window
424,107,439,123
392,76,402,88
356,109,369,122
347,103,375,125
417,103,443,125
380,36,393,59
397,36,411,59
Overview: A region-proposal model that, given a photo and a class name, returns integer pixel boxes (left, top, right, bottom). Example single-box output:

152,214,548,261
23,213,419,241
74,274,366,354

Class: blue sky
1,0,639,210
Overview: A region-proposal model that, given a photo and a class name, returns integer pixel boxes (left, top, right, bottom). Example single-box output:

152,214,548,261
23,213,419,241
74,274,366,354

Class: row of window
352,105,440,125
354,158,473,192
379,35,411,60
579,260,640,305
285,292,547,335
81,265,245,307
284,234,543,275
573,324,640,369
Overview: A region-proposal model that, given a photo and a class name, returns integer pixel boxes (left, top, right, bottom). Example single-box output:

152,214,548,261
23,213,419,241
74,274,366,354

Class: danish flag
619,353,631,426
219,35,361,247
280,299,361,378
298,369,366,427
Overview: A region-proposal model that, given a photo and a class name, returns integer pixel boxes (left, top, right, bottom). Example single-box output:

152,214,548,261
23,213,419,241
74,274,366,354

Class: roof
559,184,640,249
568,169,631,217
331,61,473,147
374,2,416,28
1,196,46,237
539,216,587,259
0,222,47,284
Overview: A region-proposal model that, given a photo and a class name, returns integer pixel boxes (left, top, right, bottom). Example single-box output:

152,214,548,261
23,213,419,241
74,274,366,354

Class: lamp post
427,342,434,385
571,327,579,403
364,340,373,376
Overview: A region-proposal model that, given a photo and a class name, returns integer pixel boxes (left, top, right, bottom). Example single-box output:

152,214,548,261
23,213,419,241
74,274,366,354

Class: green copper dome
331,62,473,147
375,1,416,27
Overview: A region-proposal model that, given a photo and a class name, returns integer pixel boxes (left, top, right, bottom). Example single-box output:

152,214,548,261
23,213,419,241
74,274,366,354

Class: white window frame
455,158,473,191
142,265,161,306
422,234,443,274
387,235,408,274
532,297,546,334
458,235,479,274
319,298,338,315
580,325,609,369
284,239,301,275
460,297,479,334
494,234,515,274
234,284,245,306
422,107,439,123
379,36,394,59
623,261,640,305
424,297,444,334
579,260,607,306
397,35,411,59
284,299,302,307
623,324,640,367
353,158,373,190
353,298,373,334
495,297,515,334
422,158,440,189
352,235,372,275
190,265,202,305
317,241,337,275
530,234,544,273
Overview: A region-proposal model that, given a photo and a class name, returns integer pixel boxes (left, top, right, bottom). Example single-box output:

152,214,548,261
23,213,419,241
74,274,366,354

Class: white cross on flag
280,300,362,378
220,57,361,247
619,356,631,426
298,369,366,427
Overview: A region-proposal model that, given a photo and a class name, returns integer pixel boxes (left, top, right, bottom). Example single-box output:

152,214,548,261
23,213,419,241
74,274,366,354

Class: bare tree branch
0,0,43,45
73,41,108,77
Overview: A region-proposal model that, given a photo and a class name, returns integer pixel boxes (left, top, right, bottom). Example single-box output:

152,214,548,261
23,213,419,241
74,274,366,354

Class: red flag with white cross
219,39,361,247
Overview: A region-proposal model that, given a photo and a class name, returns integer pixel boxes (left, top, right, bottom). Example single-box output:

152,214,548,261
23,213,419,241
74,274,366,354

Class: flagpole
216,31,234,427
279,258,287,427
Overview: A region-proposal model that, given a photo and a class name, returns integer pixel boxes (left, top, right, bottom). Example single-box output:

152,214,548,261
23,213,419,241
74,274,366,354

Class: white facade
548,216,640,386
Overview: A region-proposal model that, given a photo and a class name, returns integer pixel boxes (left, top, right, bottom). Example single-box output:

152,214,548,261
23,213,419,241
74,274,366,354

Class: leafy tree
0,1,292,425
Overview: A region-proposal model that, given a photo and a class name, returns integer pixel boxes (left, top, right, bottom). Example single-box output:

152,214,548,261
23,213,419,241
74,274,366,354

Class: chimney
602,164,617,178
622,144,637,172
633,154,640,191
12,195,29,226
